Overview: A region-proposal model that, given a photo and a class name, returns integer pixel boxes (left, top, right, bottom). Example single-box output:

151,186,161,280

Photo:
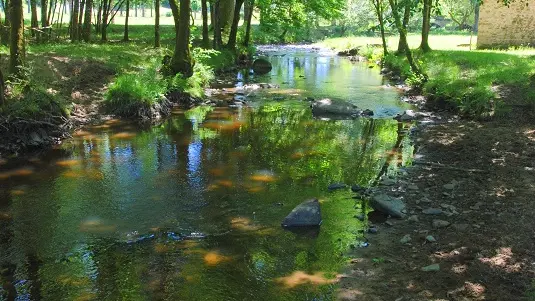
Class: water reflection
0,51,414,301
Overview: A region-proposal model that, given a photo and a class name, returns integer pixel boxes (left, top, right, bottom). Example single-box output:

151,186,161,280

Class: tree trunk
397,0,411,54
96,2,102,33
169,0,194,77
213,0,222,49
201,0,208,48
30,0,38,38
473,1,479,33
71,0,79,41
154,0,160,47
372,0,388,56
41,0,48,29
0,68,5,105
9,0,24,75
243,0,253,47
82,0,91,41
101,0,109,41
123,0,129,41
387,0,426,81
226,0,243,50
419,0,431,52
0,0,9,46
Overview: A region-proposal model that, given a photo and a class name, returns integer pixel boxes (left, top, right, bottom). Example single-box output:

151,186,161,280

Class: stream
0,46,413,301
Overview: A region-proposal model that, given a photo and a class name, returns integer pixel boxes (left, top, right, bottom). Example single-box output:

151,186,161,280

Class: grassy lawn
320,34,535,117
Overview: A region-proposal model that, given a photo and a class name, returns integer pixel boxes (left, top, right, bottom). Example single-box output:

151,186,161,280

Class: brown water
0,47,413,301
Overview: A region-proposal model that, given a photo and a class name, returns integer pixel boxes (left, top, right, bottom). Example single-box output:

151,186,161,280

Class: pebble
421,263,440,272
422,208,443,215
443,183,455,190
385,221,395,226
381,179,396,186
354,214,365,221
452,223,469,232
368,227,378,234
407,215,419,223
470,202,484,210
408,184,419,190
425,235,437,242
400,234,412,244
432,219,450,228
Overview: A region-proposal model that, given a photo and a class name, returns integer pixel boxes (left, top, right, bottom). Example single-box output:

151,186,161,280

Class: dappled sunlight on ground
479,247,522,273
204,251,232,266
276,271,340,289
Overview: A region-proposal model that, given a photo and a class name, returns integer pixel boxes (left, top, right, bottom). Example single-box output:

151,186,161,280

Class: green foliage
168,62,215,98
0,88,69,119
192,48,235,71
105,61,167,116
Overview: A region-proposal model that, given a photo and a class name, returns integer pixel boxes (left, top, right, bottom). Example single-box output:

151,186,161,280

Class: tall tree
9,0,24,75
30,0,38,38
201,0,209,48
387,0,426,80
1,0,10,45
169,0,194,76
0,69,4,105
397,0,412,54
242,0,254,47
370,0,388,56
213,0,222,49
227,0,244,50
420,0,432,52
124,0,129,41
154,0,160,47
82,0,92,41
71,0,80,41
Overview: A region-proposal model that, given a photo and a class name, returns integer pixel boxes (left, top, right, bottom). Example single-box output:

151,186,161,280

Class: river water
0,46,413,300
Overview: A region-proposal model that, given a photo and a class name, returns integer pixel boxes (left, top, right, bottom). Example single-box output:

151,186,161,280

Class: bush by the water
0,88,69,120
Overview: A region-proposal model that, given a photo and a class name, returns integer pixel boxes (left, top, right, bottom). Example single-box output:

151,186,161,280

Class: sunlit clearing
276,271,340,288
204,252,232,266
111,132,136,139
231,217,260,231
479,247,521,272
0,168,34,179
56,159,81,167
79,217,117,233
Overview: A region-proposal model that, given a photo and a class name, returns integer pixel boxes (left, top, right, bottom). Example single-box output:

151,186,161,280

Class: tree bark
201,0,209,48
154,0,160,47
372,0,388,56
169,0,194,77
419,0,432,52
9,0,24,75
71,0,79,41
0,68,5,105
243,0,253,47
123,0,129,41
0,0,9,46
473,1,479,33
101,0,109,41
30,0,38,38
387,0,426,80
397,0,411,54
82,0,92,41
213,0,222,49
226,0,243,50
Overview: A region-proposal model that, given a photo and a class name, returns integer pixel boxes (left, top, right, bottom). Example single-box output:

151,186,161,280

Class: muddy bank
337,110,535,300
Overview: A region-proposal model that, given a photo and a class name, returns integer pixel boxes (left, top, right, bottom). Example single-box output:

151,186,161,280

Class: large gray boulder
369,193,406,218
252,58,273,75
282,199,322,227
311,99,362,117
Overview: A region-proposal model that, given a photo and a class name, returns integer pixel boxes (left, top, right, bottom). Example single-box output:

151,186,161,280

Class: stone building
478,0,535,48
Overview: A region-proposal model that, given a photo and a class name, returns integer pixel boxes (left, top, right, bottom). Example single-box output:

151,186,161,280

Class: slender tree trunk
9,0,24,75
134,4,137,16
41,0,48,28
96,2,102,32
226,0,243,50
154,0,160,47
397,0,411,54
387,0,426,80
419,0,431,52
0,0,9,46
0,69,5,105
123,0,129,41
169,0,194,76
71,0,79,41
213,0,222,49
82,0,91,41
473,1,479,33
30,0,38,38
101,0,109,41
372,0,388,56
201,0,209,48
243,0,253,47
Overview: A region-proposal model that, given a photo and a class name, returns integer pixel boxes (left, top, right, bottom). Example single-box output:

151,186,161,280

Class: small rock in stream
422,208,443,215
400,234,412,244
425,235,437,242
370,194,406,218
281,199,322,227
407,215,419,223
432,219,451,228
421,264,440,272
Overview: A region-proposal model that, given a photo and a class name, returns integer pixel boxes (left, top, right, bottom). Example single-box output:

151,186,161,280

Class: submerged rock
328,183,347,191
281,199,322,227
421,263,440,272
252,58,273,75
432,219,451,228
394,110,417,122
311,99,361,117
370,194,406,218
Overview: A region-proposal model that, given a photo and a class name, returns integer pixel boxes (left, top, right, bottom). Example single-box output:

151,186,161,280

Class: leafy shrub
0,88,69,120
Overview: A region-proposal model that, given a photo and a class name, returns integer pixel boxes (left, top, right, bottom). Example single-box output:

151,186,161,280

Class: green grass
320,35,535,118
0,87,69,120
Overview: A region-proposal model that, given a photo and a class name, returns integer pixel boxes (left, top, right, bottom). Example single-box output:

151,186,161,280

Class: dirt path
337,111,535,301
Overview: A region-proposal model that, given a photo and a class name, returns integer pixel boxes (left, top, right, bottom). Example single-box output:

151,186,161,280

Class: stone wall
478,0,535,48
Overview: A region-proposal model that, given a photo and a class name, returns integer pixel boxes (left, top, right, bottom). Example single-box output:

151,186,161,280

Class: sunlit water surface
0,47,413,300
